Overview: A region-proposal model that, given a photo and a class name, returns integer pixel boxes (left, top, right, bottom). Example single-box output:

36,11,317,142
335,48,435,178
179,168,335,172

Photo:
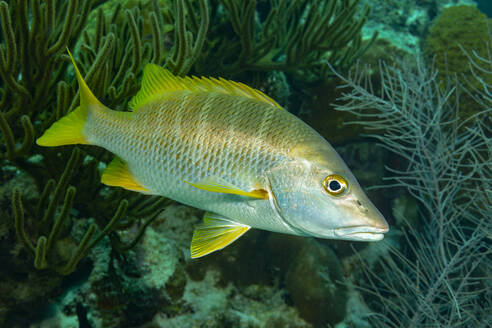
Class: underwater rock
148,269,309,328
285,239,347,327
0,270,64,327
266,235,347,327
29,203,311,327
79,215,187,327
333,285,373,328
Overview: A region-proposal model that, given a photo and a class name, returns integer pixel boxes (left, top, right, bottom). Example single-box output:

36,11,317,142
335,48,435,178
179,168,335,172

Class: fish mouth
334,226,389,241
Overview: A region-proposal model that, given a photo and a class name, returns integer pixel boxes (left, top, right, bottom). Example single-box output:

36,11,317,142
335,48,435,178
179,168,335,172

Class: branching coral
164,0,210,76
196,0,376,82
12,148,173,274
0,0,209,177
75,0,209,110
0,0,89,161
331,53,491,326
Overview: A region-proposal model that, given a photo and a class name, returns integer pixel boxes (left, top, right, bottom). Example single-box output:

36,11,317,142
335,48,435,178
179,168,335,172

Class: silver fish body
37,59,389,258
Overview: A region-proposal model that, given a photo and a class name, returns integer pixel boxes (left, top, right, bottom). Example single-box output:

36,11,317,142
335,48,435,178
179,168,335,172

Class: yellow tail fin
37,49,103,147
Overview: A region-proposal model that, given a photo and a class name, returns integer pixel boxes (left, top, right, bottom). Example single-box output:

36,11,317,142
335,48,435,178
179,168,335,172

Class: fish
37,50,389,258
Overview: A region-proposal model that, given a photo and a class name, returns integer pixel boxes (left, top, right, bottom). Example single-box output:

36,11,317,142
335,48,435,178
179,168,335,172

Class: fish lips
334,226,389,241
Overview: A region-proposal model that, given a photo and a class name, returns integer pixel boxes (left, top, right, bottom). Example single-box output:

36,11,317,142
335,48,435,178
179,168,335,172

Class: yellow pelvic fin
191,212,251,258
37,48,103,147
101,156,150,193
183,176,268,199
129,64,281,110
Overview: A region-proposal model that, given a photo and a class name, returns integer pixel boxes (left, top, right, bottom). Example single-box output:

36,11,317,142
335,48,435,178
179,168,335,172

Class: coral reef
24,205,313,328
7,0,487,327
0,0,374,275
0,0,209,186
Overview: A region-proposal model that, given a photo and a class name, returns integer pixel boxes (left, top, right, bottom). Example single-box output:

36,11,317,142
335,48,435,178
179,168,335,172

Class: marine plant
195,0,377,82
11,147,172,275
0,0,209,181
332,48,491,326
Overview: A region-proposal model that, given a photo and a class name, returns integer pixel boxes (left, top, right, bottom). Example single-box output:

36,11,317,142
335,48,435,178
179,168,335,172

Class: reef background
0,0,490,327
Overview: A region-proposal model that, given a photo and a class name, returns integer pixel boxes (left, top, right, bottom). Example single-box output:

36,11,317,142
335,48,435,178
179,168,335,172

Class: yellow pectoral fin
191,213,251,258
102,156,150,193
183,176,268,199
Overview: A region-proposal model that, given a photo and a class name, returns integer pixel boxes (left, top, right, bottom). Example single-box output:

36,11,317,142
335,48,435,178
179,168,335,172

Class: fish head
267,143,389,241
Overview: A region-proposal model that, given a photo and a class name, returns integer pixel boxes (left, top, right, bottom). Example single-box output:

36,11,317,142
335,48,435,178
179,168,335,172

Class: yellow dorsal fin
191,212,250,258
67,48,103,109
129,64,281,110
183,176,268,199
101,156,150,193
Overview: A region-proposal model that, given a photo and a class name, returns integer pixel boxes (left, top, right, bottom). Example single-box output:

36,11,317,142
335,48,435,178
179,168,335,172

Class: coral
25,205,311,328
77,0,209,110
11,148,123,275
332,52,491,326
0,0,90,163
425,5,491,75
425,5,491,116
195,0,376,82
0,0,209,186
359,0,477,53
11,147,171,275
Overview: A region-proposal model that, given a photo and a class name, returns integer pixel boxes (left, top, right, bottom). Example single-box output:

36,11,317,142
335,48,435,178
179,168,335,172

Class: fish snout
333,197,389,241
353,198,389,232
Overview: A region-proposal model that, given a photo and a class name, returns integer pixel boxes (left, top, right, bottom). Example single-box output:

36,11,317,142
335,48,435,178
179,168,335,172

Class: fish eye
323,174,348,196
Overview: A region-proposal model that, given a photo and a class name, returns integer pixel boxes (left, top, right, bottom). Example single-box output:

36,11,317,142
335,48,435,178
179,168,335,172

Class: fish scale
88,90,308,218
37,53,389,258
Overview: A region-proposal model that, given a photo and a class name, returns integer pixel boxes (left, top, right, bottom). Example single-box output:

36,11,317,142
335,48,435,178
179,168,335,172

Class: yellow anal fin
183,176,268,199
191,213,251,258
101,156,149,193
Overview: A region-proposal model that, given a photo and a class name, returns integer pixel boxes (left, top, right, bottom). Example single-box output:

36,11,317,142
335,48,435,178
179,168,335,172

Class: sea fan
331,50,491,327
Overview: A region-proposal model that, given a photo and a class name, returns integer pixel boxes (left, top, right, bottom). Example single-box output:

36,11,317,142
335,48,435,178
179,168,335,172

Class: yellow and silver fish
37,51,389,258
